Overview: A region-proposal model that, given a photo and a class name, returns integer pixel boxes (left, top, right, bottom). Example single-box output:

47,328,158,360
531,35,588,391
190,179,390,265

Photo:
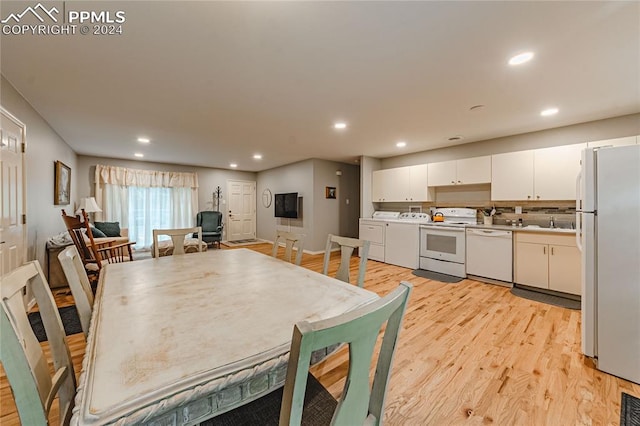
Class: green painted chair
323,234,371,288
272,231,305,266
195,211,224,248
58,245,95,339
211,281,413,426
0,261,76,425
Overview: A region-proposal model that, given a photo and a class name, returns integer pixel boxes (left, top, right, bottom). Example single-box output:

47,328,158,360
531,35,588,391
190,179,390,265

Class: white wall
76,155,256,236
1,76,78,269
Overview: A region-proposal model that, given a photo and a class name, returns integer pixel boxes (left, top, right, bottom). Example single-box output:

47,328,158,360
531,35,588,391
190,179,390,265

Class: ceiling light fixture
230,163,238,168
134,153,144,158
333,122,347,130
253,154,262,160
540,107,559,116
137,137,150,143
396,141,407,148
508,51,534,66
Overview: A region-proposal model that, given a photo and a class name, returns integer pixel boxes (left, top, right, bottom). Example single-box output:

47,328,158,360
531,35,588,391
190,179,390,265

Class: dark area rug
29,305,83,342
203,373,336,426
511,286,580,310
412,269,463,283
621,392,640,426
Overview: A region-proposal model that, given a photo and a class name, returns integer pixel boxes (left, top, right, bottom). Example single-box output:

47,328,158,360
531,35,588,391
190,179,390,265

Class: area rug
222,239,262,247
28,305,83,342
511,286,580,310
202,373,336,426
621,392,640,426
412,269,463,283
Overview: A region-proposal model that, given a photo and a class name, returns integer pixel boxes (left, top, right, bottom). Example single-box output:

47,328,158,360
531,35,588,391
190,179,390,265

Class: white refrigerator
577,144,640,384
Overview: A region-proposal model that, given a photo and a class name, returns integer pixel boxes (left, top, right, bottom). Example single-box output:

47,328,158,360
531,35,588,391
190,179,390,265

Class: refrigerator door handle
576,172,583,251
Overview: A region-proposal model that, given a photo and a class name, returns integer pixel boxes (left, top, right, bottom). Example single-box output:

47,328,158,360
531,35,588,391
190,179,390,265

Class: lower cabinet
514,232,581,295
359,220,385,262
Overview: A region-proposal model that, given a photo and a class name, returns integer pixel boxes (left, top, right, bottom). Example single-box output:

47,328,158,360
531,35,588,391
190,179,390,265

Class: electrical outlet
515,206,522,214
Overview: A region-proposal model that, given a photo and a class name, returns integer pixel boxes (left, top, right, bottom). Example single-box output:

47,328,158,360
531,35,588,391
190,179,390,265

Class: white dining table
71,248,378,425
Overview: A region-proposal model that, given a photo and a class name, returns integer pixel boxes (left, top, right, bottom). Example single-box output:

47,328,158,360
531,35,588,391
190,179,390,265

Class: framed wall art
325,186,336,199
54,161,71,205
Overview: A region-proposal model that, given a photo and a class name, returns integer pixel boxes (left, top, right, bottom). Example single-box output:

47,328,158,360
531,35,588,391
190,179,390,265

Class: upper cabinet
427,156,491,186
491,144,586,201
587,135,637,148
372,164,433,202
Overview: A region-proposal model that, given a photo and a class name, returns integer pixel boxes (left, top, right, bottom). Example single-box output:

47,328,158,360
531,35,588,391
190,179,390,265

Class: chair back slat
322,234,371,287
58,246,94,339
272,231,305,265
0,261,76,425
280,282,413,425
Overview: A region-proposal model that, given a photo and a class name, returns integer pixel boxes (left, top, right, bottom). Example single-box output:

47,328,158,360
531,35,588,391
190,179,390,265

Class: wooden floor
2,243,638,425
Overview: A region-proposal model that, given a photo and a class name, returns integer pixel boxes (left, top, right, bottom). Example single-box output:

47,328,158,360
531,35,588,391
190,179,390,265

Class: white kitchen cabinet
428,156,491,186
587,135,637,148
492,144,585,201
514,232,581,295
491,150,535,200
534,143,585,200
372,164,433,202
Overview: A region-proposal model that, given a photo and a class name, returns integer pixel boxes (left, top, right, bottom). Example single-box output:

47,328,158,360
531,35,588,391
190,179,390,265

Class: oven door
420,226,466,263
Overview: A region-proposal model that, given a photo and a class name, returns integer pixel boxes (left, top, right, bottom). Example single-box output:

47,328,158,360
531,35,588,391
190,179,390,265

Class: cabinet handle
451,180,455,184
458,180,461,183
543,246,546,254
536,195,540,199
527,195,531,199
551,247,554,255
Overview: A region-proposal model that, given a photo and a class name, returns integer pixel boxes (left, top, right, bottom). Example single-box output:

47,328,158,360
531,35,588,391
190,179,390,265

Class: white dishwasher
466,228,513,283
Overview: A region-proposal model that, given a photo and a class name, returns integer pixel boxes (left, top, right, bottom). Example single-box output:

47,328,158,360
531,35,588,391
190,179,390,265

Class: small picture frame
325,186,336,199
54,161,71,205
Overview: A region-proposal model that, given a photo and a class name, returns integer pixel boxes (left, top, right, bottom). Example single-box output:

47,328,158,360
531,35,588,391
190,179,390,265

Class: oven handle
420,226,466,232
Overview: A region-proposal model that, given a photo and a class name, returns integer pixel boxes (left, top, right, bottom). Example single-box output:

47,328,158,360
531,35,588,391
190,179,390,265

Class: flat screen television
274,192,299,218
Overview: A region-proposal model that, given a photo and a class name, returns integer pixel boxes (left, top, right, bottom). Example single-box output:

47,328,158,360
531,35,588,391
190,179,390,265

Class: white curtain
95,165,198,249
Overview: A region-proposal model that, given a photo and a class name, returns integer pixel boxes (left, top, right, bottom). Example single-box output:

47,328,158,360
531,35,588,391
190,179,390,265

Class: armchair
195,211,223,248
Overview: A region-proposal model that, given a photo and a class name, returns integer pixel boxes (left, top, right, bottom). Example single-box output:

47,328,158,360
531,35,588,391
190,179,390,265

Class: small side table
46,242,73,288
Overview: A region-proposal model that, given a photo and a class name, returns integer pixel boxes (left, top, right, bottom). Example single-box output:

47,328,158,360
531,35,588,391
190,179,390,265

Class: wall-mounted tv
274,192,299,218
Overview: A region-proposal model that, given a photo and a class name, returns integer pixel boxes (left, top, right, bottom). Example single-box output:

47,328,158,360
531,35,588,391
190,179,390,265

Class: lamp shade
76,197,102,215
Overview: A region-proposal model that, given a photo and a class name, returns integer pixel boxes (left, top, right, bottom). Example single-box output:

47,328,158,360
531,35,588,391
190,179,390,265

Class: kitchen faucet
549,216,555,228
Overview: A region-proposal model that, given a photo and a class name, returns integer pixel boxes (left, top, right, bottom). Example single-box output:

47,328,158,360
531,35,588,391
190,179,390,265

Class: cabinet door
548,244,581,295
457,156,491,185
427,160,457,186
515,242,549,289
534,143,585,200
409,164,432,201
491,150,534,200
385,167,411,201
371,170,385,202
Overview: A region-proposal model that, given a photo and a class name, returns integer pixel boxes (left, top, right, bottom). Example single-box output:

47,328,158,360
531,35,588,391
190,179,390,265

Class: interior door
226,180,256,241
0,107,27,277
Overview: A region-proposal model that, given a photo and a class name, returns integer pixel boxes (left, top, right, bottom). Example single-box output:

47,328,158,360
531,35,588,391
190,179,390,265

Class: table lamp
76,197,102,221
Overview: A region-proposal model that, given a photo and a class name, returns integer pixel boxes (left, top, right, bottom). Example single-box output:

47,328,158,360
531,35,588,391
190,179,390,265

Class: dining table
70,248,378,425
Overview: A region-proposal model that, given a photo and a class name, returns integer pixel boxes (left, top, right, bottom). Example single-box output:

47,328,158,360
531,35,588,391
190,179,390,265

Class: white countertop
467,223,577,234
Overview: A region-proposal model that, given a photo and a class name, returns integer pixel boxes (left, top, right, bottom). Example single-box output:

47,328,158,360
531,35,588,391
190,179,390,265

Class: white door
226,180,256,242
0,107,27,277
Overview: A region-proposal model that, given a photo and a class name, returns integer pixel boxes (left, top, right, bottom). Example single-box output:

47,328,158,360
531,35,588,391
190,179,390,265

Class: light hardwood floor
2,243,638,425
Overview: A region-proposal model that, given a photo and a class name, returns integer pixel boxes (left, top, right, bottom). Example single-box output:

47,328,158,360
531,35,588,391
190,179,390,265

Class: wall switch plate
515,206,522,214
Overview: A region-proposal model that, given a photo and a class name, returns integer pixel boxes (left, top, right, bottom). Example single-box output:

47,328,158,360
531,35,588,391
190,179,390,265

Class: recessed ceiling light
508,51,534,66
333,122,347,130
229,163,238,168
540,107,559,116
134,153,144,158
396,141,407,148
137,137,150,143
253,154,262,160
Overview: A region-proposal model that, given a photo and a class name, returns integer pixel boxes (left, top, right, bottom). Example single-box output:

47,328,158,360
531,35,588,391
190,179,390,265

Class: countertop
466,223,577,234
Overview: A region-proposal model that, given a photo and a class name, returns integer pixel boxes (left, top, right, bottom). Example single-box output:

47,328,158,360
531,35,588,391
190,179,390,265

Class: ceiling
1,1,639,172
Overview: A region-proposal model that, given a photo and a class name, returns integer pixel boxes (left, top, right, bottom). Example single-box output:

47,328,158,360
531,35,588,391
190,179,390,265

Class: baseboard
466,274,513,288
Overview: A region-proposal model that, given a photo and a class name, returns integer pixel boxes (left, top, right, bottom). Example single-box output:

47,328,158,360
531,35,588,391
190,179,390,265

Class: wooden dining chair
272,230,305,266
58,245,94,339
152,226,203,257
0,261,76,425
61,209,135,283
322,234,371,288
211,281,413,426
